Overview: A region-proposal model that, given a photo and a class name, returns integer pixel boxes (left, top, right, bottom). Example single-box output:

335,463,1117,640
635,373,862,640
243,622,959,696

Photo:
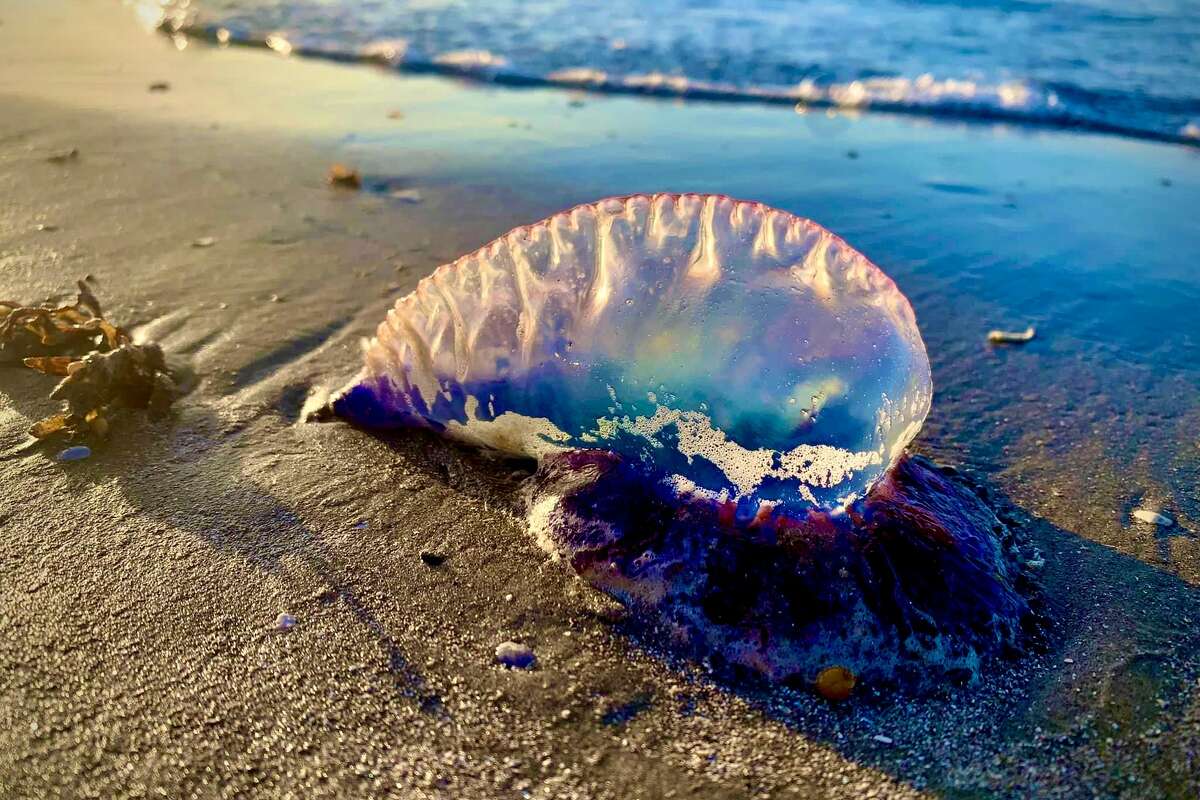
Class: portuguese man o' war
331,194,1041,692
334,194,931,515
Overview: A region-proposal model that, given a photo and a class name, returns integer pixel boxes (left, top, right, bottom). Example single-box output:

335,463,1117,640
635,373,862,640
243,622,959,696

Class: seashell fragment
333,194,931,514
987,326,1035,344
1132,507,1173,527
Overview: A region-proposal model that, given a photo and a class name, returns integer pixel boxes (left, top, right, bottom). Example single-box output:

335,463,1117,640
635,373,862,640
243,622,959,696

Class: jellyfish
330,194,1042,691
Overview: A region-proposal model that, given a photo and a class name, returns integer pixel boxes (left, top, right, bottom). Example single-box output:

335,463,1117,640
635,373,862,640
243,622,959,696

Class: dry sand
2,2,1198,798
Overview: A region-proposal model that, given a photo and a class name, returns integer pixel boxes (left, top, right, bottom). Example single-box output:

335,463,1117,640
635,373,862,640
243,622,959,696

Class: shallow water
148,0,1200,143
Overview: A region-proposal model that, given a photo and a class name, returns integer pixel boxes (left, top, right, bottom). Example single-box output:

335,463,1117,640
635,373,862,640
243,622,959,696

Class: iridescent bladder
333,193,931,516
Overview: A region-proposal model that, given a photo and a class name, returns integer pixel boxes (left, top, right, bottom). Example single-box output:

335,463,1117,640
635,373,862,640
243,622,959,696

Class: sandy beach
2,1,1199,798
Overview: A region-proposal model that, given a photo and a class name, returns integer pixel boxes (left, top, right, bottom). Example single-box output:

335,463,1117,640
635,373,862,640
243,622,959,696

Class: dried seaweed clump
1,282,176,441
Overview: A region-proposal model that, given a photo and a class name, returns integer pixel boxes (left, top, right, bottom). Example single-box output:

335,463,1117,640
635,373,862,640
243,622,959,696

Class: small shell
987,326,1035,344
1132,507,1173,527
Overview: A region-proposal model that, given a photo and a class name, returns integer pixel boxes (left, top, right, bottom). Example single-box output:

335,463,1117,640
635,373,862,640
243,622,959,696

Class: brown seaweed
0,281,116,363
1,283,176,441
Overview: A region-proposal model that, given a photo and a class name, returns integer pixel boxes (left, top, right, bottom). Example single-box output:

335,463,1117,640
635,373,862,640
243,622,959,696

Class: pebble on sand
327,163,362,190
192,236,216,248
56,445,92,462
276,612,298,631
1132,508,1174,527
814,665,856,701
987,326,1036,344
148,81,170,92
495,641,536,670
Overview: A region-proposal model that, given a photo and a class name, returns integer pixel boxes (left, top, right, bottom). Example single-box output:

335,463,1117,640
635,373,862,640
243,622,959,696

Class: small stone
420,551,446,567
1063,657,1075,664
387,110,405,120
559,708,572,720
1132,508,1173,527
495,641,535,670
148,81,171,92
56,446,92,462
815,665,856,701
504,593,514,602
192,236,216,248
46,148,79,164
36,223,59,232
276,612,298,631
872,734,894,745
328,163,362,189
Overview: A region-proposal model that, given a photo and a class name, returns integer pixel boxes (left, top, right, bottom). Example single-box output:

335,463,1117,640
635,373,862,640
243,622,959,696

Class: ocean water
148,0,1200,144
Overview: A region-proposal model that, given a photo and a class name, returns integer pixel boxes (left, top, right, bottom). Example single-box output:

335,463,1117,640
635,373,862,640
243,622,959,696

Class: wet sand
2,2,1199,798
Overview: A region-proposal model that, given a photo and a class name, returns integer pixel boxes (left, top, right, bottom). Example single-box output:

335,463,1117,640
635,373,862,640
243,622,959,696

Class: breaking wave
143,0,1200,145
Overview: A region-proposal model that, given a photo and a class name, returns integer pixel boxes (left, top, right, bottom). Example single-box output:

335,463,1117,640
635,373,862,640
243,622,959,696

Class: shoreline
156,7,1200,148
2,2,1199,798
